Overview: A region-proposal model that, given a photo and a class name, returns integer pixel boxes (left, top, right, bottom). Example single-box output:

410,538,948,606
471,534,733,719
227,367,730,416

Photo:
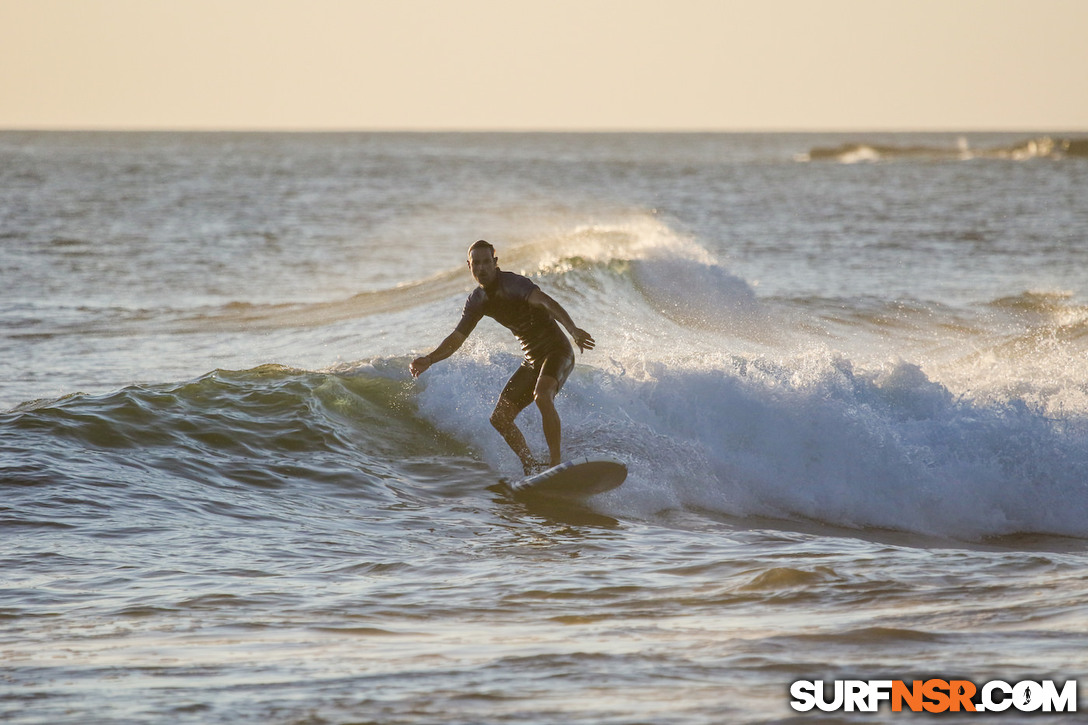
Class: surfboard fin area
508,456,628,499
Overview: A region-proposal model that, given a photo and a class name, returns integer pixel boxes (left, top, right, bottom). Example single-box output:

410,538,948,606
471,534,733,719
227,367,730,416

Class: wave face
3,364,460,499
8,358,1087,543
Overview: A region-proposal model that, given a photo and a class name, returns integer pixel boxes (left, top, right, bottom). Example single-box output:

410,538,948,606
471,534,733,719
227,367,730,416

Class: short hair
468,239,495,257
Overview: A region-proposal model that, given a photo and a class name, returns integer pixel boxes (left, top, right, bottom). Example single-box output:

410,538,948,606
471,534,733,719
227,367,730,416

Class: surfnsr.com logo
790,679,1078,714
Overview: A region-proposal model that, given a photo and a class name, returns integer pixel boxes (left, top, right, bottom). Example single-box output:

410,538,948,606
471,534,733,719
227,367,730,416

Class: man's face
468,247,498,287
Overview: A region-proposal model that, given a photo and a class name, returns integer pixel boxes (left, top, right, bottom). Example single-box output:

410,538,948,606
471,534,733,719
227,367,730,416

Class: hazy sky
2,0,1086,131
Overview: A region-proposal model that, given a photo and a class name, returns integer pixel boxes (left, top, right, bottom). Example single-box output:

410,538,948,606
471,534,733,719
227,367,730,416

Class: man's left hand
572,329,595,353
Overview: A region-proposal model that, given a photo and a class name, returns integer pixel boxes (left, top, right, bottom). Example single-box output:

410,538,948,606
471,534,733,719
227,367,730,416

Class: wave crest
574,355,1088,540
798,136,1088,163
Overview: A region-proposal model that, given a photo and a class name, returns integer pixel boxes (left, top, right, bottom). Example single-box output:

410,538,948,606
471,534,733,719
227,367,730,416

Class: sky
2,0,1086,131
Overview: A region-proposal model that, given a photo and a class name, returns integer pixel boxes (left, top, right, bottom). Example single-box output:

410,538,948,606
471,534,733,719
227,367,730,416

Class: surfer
410,240,595,475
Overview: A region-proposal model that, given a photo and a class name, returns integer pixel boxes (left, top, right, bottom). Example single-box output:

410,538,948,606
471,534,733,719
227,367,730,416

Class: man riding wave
410,240,595,475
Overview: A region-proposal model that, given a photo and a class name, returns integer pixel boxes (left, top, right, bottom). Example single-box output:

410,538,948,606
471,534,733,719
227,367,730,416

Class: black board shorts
499,349,575,412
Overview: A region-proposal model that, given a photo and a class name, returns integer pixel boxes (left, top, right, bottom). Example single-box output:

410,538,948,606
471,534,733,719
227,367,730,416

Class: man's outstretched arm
410,330,467,377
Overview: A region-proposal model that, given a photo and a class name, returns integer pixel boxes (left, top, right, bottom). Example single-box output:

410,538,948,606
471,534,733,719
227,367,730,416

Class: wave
414,339,1088,540
132,217,773,351
523,218,769,341
40,215,762,344
7,217,1087,541
1,364,474,510
60,214,1085,372
987,290,1088,318
5,344,1088,541
797,136,1088,163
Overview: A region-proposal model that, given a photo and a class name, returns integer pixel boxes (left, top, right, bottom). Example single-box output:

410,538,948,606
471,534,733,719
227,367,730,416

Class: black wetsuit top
454,270,572,367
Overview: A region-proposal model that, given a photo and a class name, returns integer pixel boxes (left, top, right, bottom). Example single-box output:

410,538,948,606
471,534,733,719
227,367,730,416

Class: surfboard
508,455,627,499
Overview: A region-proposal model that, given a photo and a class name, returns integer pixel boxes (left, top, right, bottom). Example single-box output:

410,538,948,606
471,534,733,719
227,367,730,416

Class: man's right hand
410,332,464,378
409,356,431,378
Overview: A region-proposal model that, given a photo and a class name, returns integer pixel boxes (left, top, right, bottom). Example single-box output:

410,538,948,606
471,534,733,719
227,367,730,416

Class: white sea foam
416,345,1088,540
615,356,1088,539
406,215,1088,541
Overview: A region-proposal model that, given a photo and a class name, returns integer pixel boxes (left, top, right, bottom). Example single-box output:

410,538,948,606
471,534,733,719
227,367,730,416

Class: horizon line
3,125,1086,135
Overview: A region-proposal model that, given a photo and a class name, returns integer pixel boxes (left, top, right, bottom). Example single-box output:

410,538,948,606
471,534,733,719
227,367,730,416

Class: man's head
467,239,499,287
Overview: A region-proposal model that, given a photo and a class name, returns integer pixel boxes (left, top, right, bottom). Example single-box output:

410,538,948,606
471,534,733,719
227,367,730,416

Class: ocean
2,131,1087,723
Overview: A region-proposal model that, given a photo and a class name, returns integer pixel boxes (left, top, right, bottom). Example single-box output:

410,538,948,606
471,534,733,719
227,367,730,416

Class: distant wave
797,136,1088,163
987,290,1087,317
125,215,768,340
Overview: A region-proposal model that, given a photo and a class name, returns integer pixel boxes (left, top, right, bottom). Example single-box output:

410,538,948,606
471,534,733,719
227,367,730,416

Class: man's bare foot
523,459,551,476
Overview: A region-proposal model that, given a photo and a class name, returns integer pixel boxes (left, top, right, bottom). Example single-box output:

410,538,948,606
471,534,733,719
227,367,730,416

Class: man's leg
534,350,574,468
534,375,562,467
490,395,535,474
492,364,538,474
